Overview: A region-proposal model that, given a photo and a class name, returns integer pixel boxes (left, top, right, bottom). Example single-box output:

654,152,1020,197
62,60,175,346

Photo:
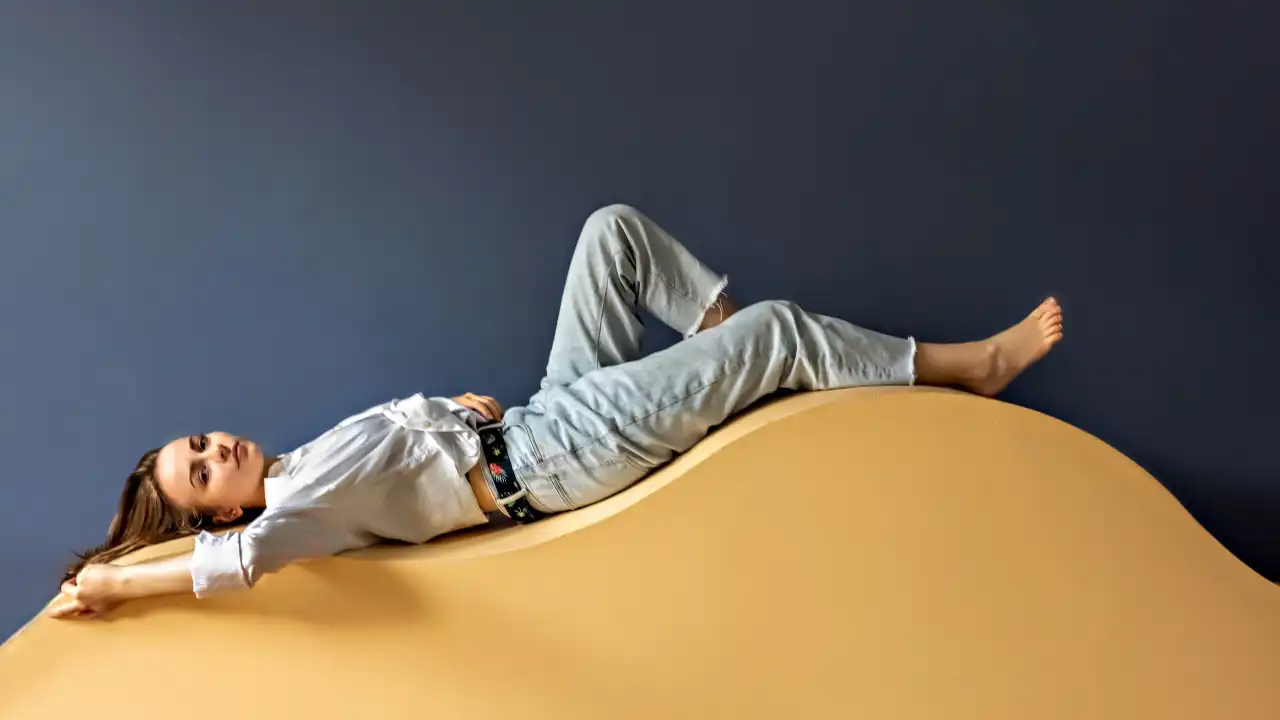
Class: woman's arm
47,553,193,619
49,508,356,619
117,552,194,599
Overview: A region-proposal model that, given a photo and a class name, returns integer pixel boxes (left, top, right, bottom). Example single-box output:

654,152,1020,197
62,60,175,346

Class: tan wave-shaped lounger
3,387,1278,719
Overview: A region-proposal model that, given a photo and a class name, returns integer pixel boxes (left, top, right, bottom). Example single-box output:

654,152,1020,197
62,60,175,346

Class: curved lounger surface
2,387,1277,719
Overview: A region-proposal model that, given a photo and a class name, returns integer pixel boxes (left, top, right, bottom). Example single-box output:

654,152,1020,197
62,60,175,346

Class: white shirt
190,394,491,597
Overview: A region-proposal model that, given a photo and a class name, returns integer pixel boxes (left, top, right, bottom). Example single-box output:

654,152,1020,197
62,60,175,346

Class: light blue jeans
497,204,917,514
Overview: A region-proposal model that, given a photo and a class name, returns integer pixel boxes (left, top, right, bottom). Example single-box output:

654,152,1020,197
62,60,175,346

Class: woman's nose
217,444,230,462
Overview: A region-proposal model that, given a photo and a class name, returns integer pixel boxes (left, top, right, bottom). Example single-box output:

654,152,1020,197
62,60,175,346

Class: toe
1034,299,1060,319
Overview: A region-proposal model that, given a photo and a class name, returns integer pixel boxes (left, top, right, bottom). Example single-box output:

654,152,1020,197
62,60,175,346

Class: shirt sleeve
190,508,353,598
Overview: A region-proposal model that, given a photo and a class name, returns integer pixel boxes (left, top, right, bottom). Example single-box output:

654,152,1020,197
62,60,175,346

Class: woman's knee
574,204,644,261
727,300,802,345
580,203,642,240
738,299,800,326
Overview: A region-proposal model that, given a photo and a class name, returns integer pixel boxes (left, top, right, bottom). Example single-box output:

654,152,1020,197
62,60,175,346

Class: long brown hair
62,448,207,584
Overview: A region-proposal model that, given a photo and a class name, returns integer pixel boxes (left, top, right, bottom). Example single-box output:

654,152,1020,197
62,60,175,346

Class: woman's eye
200,467,209,487
198,436,208,451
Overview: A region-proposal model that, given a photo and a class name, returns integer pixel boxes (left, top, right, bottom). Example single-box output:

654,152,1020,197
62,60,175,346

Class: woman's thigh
506,303,786,511
500,402,652,512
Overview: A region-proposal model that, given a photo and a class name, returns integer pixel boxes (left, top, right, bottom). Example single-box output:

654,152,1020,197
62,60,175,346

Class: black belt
478,424,546,524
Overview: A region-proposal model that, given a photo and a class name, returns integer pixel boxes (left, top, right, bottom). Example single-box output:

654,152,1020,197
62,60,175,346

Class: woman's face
154,432,267,521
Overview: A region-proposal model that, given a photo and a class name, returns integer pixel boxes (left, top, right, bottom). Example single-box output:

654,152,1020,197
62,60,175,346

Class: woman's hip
500,402,655,513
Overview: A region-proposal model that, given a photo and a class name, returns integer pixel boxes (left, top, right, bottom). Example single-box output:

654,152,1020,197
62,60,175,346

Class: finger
470,395,495,421
47,597,85,619
465,398,491,420
479,396,501,421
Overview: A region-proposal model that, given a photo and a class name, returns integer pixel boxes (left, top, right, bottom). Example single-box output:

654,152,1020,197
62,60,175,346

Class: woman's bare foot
965,298,1064,396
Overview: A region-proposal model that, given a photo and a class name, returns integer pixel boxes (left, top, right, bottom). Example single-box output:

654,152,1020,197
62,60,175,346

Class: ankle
696,293,738,333
916,340,996,387
972,341,999,382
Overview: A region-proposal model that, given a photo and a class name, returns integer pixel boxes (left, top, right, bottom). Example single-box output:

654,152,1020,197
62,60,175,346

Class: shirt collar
262,455,291,508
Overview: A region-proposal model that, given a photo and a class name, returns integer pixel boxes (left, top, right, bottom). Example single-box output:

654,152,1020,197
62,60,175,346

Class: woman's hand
451,393,505,422
47,564,125,620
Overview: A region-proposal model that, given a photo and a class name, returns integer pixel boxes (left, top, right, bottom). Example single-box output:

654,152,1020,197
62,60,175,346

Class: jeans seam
606,222,702,306
551,472,572,507
644,266,699,304
591,254,622,372
597,247,701,372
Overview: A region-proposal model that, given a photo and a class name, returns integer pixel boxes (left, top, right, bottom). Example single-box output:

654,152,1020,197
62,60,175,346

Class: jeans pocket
547,447,650,510
502,421,575,510
505,415,651,510
502,422,547,466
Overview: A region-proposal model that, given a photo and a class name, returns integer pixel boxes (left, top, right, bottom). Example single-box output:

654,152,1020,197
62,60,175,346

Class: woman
48,204,1064,620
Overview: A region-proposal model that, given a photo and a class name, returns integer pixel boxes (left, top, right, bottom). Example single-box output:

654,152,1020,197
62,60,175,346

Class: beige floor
3,387,1277,719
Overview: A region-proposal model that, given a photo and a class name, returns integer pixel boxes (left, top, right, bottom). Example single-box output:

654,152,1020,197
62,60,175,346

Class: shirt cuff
191,530,252,598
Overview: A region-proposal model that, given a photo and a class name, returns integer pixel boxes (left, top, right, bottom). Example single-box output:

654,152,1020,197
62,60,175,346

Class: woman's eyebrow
187,437,199,490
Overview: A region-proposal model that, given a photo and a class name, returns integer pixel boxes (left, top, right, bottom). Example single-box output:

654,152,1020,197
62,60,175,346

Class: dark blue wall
2,1,1276,640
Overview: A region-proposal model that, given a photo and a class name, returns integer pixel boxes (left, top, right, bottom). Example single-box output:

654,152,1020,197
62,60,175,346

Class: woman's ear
211,507,243,525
